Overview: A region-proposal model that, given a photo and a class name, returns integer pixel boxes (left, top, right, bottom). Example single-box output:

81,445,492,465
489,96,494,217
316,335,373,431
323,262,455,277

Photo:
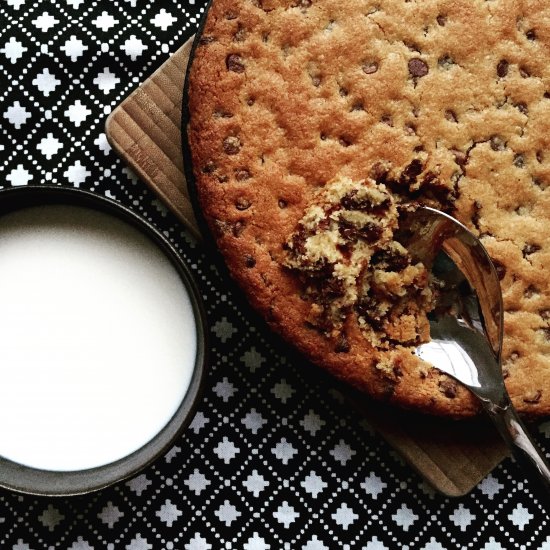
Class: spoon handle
483,395,550,502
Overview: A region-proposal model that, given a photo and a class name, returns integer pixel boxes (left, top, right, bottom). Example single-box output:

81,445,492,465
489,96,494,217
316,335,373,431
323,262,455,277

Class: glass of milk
0,187,207,496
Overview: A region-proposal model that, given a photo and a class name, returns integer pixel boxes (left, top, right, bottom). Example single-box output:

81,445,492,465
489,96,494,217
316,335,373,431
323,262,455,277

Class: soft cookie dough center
283,177,433,351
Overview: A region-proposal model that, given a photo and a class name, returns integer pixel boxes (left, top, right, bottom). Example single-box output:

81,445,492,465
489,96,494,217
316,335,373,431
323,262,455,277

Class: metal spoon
402,206,550,499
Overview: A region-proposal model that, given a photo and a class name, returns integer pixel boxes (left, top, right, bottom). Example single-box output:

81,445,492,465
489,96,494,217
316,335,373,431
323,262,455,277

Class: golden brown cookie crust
187,0,550,417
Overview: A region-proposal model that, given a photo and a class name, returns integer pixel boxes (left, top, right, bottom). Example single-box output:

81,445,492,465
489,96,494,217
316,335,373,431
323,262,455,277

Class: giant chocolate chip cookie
186,0,550,417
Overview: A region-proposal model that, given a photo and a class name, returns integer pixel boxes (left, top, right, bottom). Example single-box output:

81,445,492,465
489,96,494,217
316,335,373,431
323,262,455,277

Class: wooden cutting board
105,37,508,497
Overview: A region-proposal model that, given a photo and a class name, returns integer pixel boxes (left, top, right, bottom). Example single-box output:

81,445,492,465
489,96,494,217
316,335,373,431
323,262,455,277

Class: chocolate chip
245,255,256,268
540,309,550,321
400,159,424,184
278,199,287,208
338,218,383,243
202,161,216,174
357,223,384,244
471,200,482,230
339,87,348,97
314,275,345,301
537,151,544,163
234,25,247,42
523,243,541,257
380,114,393,126
214,219,230,236
341,192,391,214
520,66,531,78
525,285,539,299
545,92,550,99
235,168,250,181
533,177,547,189
339,136,353,147
335,332,350,353
515,102,528,114
356,301,384,331
523,390,542,404
445,109,458,123
199,36,215,46
351,101,364,112
526,29,536,40
497,59,509,78
393,364,403,377
404,41,420,53
214,219,245,237
236,197,251,210
336,242,351,260
421,173,451,203
437,55,454,70
362,61,379,74
438,379,457,398
223,136,242,155
247,97,255,106
452,149,467,167
226,54,245,73
408,58,429,77
311,75,322,87
513,153,525,168
493,259,506,280
490,136,506,151
213,109,233,118
371,248,410,271
370,162,390,182
436,14,446,26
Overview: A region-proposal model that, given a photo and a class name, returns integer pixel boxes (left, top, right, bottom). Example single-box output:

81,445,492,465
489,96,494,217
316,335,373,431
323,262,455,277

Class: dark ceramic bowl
0,186,207,496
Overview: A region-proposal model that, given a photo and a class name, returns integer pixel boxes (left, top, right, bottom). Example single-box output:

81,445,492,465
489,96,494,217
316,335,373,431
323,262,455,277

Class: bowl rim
0,185,208,496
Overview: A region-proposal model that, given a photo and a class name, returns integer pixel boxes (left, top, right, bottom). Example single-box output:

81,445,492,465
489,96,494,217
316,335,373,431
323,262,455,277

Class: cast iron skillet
182,0,220,247
0,185,208,496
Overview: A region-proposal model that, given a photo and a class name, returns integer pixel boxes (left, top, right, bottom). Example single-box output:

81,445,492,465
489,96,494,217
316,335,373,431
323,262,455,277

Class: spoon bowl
404,206,550,503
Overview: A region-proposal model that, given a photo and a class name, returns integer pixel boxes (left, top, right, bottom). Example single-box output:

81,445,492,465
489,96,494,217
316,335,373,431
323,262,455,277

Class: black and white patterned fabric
1,1,550,548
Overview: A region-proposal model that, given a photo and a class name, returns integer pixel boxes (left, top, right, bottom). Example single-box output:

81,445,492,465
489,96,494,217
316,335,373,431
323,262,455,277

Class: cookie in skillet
186,0,550,417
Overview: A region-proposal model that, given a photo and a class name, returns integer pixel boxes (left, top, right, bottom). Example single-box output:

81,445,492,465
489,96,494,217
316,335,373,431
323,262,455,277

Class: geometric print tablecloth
1,1,550,548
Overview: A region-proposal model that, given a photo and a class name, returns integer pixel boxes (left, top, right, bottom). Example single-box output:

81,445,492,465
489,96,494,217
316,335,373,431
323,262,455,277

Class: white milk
0,205,197,471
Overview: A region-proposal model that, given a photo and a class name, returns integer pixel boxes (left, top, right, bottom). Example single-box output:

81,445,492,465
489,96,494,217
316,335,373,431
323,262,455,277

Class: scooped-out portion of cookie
283,177,433,353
